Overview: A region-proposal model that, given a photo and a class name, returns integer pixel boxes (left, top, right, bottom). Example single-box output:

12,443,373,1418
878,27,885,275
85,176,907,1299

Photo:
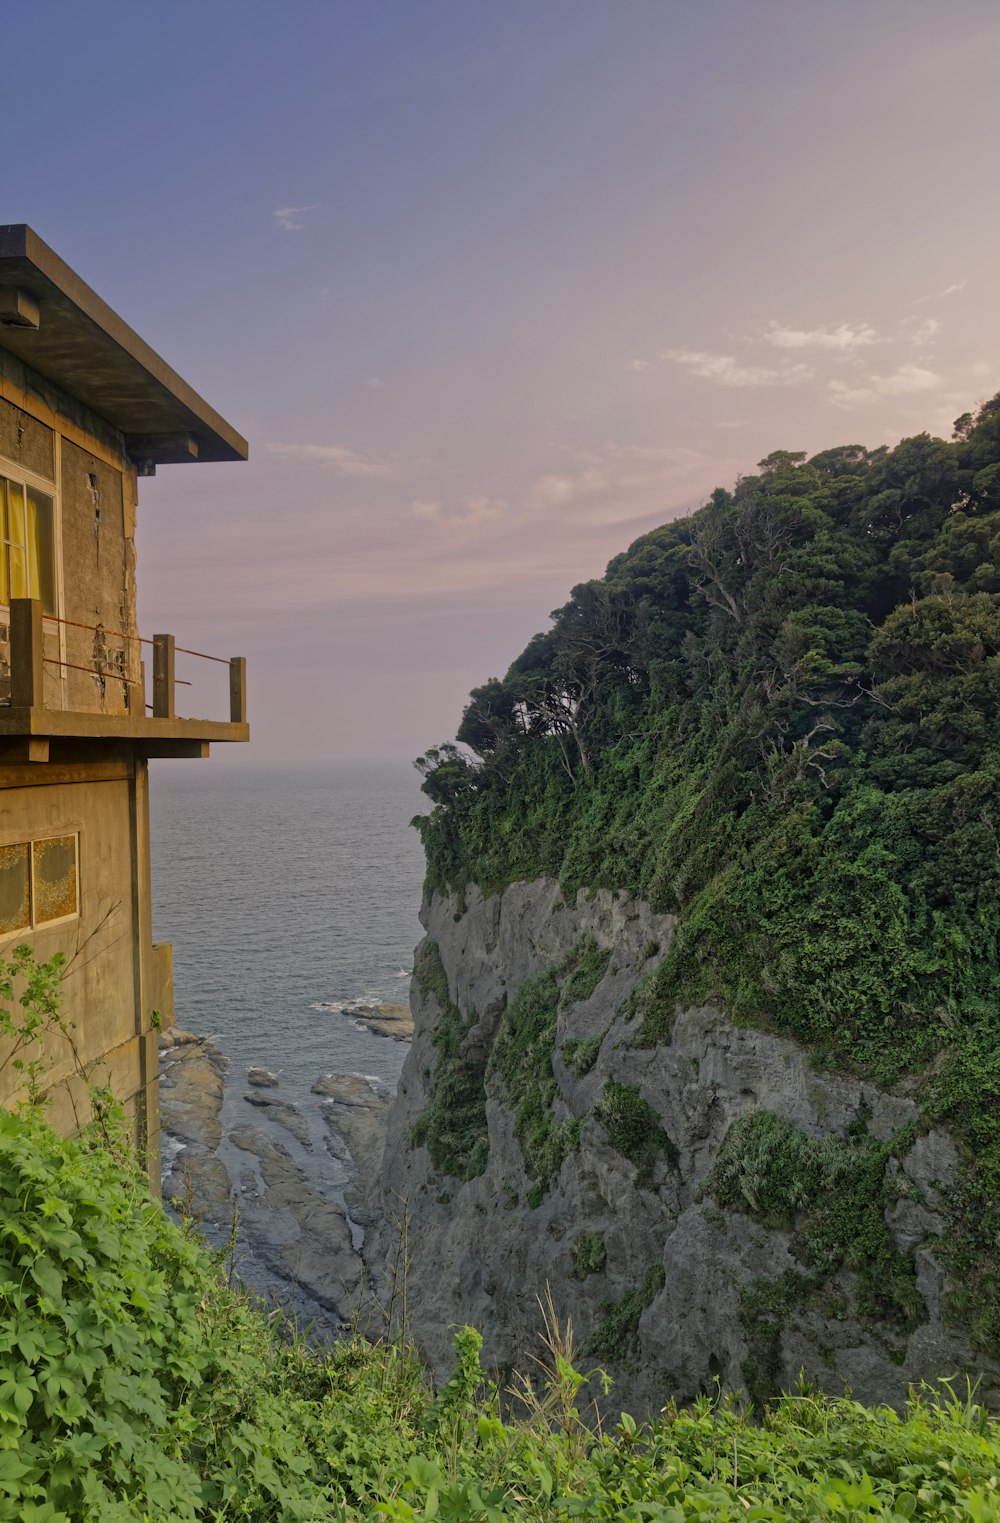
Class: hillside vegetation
414,398,1000,1355
4,1106,1000,1520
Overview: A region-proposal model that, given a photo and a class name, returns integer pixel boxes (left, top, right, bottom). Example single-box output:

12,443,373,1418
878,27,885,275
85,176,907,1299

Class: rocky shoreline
158,1020,400,1330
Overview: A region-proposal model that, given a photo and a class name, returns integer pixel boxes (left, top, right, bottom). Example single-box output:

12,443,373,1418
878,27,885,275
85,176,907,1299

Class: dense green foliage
6,1110,1000,1519
410,940,489,1181
414,399,1000,1349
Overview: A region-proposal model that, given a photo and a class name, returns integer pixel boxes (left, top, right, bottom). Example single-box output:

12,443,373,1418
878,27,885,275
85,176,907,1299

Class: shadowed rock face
366,880,1000,1417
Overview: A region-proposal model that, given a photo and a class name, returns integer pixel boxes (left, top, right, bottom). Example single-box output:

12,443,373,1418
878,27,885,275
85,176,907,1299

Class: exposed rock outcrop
366,880,1000,1415
159,1030,231,1219
343,1004,414,1041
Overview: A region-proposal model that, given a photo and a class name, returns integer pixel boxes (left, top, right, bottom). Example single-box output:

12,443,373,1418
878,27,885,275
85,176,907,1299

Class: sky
5,0,1000,760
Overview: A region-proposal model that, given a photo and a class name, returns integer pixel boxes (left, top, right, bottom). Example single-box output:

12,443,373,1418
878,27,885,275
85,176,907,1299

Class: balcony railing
0,598,248,760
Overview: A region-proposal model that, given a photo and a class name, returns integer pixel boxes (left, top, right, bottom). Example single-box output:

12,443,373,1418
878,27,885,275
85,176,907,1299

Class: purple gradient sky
7,1,1000,759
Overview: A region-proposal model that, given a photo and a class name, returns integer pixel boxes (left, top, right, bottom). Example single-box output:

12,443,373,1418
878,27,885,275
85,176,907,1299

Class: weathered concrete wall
60,439,136,714
0,392,54,480
368,880,1000,1416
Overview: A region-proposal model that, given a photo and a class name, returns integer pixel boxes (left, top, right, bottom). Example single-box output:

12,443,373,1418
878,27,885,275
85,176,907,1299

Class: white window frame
0,444,66,694
0,831,80,944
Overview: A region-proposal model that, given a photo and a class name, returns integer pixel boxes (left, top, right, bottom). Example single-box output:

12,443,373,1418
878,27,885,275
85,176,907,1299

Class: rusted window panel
32,836,78,924
0,843,30,935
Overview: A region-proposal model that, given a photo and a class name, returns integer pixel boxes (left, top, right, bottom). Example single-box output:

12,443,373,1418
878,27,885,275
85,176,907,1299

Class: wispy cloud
914,279,966,305
273,203,320,232
663,349,813,389
909,317,940,348
267,442,395,478
762,321,881,352
409,496,505,531
829,364,943,408
528,441,720,525
630,358,651,372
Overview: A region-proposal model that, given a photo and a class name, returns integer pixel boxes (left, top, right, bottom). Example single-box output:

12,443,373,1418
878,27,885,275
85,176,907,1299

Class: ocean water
149,759,427,1099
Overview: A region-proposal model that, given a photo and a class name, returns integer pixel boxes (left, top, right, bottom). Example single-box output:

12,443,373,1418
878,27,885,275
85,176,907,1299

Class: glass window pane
6,481,27,600
0,843,30,935
0,478,10,607
26,488,55,614
32,836,78,923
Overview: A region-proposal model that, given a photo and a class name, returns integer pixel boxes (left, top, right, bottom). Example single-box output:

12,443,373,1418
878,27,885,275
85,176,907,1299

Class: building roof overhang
0,224,248,466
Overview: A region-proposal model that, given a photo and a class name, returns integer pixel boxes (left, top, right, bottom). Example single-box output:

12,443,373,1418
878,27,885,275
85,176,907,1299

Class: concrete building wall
0,259,245,1189
0,753,161,1176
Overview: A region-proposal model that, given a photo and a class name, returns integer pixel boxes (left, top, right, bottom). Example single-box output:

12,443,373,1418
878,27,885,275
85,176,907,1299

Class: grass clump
561,936,612,1005
595,1077,678,1183
561,1032,603,1076
707,1109,924,1337
587,1263,666,1361
570,1230,607,1280
626,958,680,1045
410,939,488,1180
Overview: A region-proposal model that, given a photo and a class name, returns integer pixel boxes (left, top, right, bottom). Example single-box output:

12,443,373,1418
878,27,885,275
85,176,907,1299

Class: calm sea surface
149,760,427,1100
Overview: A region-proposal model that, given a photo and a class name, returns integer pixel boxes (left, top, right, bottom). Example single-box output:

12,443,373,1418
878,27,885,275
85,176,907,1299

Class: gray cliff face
370,879,999,1415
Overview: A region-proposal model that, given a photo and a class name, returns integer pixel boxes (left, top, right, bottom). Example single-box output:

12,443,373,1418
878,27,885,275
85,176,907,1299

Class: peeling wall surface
368,880,1000,1416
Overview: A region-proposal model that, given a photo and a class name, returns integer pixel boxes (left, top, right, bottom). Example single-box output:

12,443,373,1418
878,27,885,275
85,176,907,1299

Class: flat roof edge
0,224,248,463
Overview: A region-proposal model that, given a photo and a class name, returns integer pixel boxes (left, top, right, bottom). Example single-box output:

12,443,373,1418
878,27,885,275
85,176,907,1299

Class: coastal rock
247,1066,279,1087
242,1092,313,1149
366,880,1000,1416
229,1125,362,1317
342,1003,414,1041
158,1031,230,1220
314,1074,392,1207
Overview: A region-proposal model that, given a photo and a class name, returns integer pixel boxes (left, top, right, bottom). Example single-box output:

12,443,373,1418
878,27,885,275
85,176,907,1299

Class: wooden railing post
152,634,175,719
229,656,246,725
10,598,43,708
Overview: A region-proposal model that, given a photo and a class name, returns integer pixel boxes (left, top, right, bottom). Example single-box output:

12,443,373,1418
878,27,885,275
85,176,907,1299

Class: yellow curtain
0,476,55,611
5,479,27,601
0,477,9,606
26,487,55,613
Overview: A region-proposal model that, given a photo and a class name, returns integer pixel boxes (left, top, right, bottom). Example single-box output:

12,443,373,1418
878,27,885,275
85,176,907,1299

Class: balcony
0,598,248,761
